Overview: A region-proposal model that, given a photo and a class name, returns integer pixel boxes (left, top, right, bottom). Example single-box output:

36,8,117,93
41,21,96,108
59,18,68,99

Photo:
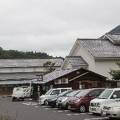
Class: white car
39,88,72,105
102,101,120,119
12,86,32,101
89,88,120,114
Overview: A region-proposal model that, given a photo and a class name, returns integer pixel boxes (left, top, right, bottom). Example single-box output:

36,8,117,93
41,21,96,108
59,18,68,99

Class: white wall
95,60,120,79
69,41,96,71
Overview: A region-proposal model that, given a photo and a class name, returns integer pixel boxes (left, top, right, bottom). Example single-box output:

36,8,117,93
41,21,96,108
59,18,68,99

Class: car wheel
79,105,86,113
44,100,48,105
21,98,24,101
12,97,16,102
66,104,68,109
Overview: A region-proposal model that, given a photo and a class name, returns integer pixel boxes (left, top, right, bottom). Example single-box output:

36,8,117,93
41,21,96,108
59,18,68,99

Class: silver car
56,90,81,109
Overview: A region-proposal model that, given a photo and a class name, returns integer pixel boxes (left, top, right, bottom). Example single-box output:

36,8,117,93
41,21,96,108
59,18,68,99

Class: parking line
66,114,72,116
57,110,63,113
34,106,39,108
84,117,109,120
63,110,70,112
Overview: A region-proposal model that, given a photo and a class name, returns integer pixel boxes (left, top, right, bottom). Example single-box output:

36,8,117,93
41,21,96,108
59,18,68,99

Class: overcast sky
0,0,120,57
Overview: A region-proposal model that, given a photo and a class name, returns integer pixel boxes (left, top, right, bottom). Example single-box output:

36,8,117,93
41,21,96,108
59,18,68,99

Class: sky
0,0,120,57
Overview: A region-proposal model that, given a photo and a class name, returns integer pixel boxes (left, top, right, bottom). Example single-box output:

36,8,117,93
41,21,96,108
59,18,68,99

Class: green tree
43,61,55,73
0,47,53,59
109,62,120,80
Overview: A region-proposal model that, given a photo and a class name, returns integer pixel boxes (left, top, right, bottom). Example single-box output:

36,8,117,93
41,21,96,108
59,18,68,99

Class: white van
12,86,32,101
39,88,72,105
89,88,120,114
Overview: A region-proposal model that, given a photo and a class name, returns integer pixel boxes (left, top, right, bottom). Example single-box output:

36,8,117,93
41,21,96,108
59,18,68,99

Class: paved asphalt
0,96,109,120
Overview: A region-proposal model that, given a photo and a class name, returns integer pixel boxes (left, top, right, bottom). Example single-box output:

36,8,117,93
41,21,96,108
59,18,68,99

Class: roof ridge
108,25,120,35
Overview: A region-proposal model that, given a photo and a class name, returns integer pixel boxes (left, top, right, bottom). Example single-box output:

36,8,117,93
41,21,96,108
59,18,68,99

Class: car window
58,90,72,97
76,89,90,98
45,89,53,95
98,89,113,99
50,90,60,95
66,90,80,97
111,90,120,99
61,89,69,93
88,89,104,97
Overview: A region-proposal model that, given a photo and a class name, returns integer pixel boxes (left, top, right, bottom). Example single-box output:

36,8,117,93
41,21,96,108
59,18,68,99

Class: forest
0,47,53,59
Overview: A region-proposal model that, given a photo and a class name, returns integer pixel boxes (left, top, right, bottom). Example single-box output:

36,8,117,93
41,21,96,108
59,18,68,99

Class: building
62,26,120,80
43,68,116,90
41,26,120,91
0,58,63,94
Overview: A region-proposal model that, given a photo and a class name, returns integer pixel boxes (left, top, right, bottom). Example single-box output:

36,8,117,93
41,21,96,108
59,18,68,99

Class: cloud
0,0,120,57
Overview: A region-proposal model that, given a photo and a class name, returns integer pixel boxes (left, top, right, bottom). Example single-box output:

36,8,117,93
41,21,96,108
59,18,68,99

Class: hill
0,47,53,59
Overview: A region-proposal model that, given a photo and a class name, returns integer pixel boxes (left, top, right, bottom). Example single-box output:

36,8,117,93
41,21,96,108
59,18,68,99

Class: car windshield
45,89,53,95
58,90,72,97
66,90,80,97
98,89,113,99
75,89,90,98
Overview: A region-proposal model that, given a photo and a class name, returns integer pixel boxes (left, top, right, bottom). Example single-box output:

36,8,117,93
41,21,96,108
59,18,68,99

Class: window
50,90,60,95
98,89,113,99
61,89,69,93
88,89,104,97
111,90,120,99
61,78,68,84
54,79,61,84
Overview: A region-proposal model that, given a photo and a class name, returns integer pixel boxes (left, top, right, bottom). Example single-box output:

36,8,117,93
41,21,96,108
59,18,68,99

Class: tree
0,46,53,59
109,62,120,80
43,61,55,73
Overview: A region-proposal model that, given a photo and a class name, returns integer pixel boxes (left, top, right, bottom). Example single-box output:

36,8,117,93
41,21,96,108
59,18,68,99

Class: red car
68,88,105,113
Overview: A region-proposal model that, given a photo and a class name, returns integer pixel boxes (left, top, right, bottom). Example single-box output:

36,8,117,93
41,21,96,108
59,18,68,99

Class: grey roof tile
43,69,77,83
105,34,120,45
108,25,120,35
0,59,63,68
78,39,120,58
65,56,88,68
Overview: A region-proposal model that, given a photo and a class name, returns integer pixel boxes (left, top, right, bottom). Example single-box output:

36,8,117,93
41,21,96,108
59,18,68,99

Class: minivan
12,86,32,101
89,88,120,114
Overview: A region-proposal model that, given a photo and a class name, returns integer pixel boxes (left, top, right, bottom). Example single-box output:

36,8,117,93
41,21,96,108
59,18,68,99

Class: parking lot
0,96,109,120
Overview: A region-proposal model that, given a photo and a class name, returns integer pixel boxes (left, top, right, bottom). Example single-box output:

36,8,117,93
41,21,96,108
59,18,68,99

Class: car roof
105,88,120,91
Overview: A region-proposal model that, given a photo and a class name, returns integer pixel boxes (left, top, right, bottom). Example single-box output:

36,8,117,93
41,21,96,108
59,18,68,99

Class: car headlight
61,97,68,102
97,103,101,107
74,99,80,103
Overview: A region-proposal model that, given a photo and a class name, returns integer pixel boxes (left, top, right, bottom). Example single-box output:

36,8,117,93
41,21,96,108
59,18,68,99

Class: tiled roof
0,59,63,68
78,39,120,58
108,25,120,35
43,69,77,83
64,56,88,69
105,34,120,45
0,80,32,85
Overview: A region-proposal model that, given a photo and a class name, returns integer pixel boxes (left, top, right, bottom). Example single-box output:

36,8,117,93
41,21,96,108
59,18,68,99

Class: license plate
102,111,106,116
101,111,106,117
91,108,96,111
